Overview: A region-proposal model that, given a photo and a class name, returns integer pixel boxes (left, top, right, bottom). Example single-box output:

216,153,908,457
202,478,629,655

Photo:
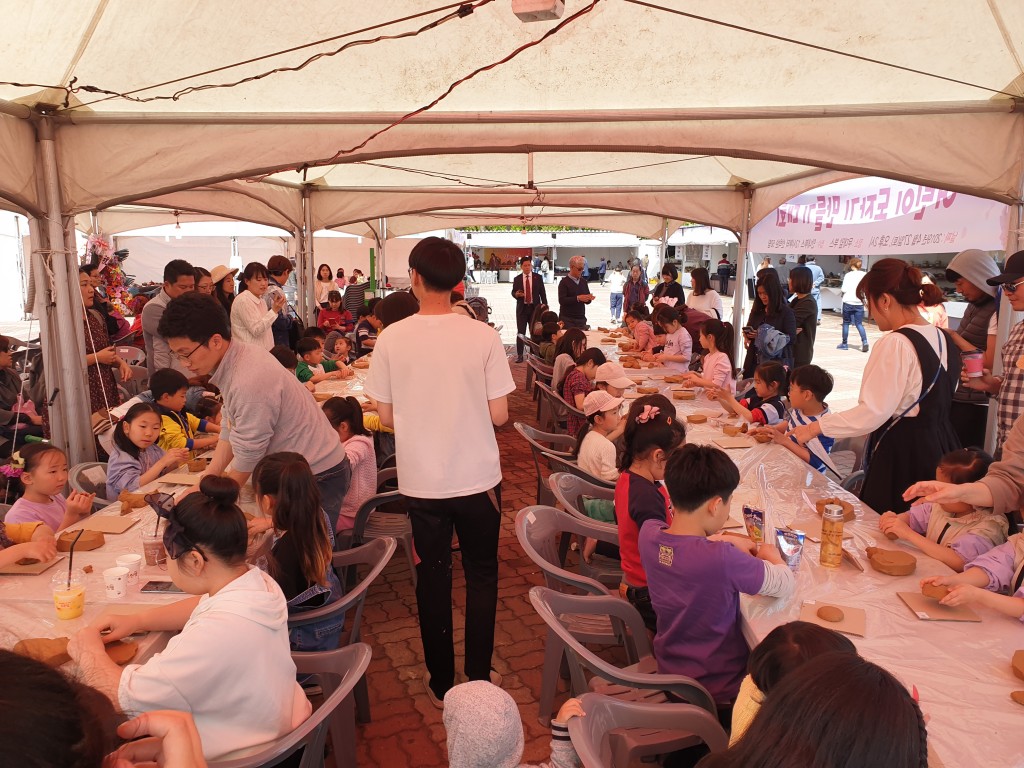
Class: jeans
841,302,867,345
288,567,345,652
315,457,352,533
811,288,822,322
717,273,729,294
620,583,657,632
609,292,623,321
409,489,500,699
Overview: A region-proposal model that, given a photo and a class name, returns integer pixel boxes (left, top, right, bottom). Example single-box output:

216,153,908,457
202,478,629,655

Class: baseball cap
583,390,624,417
987,250,1024,286
594,362,634,390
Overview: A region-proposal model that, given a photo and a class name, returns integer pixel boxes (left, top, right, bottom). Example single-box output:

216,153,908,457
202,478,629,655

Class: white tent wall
0,213,28,322
113,234,289,283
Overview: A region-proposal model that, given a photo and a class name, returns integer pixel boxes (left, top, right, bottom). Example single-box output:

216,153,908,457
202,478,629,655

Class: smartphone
140,580,184,594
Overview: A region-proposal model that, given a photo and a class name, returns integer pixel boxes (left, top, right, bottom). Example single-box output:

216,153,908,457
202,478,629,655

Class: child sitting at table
249,452,345,650
560,348,607,438
643,306,692,372
322,396,377,534
882,448,1007,572
294,338,351,385
151,369,221,453
194,395,223,427
0,519,56,569
317,290,353,334
639,443,794,721
326,332,353,365
355,303,381,357
615,394,686,631
922,527,1024,618
270,344,316,394
682,318,736,395
67,476,311,760
5,443,95,532
730,621,856,743
105,402,189,500
575,390,624,561
762,364,836,474
713,361,787,425
538,322,561,364
623,310,657,354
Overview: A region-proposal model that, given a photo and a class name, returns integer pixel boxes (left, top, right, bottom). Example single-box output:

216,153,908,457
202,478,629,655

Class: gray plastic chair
548,472,621,588
208,643,371,768
116,345,146,367
568,692,729,768
529,586,718,719
545,453,615,490
840,469,865,496
514,422,576,506
515,506,622,724
338,471,415,588
68,462,115,511
287,538,396,724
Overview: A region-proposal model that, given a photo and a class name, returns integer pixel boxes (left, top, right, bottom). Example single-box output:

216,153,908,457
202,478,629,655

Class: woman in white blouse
315,263,336,307
790,259,960,513
685,267,724,319
231,262,285,349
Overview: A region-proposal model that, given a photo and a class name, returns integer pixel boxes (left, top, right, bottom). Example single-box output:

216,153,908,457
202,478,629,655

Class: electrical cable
539,154,714,185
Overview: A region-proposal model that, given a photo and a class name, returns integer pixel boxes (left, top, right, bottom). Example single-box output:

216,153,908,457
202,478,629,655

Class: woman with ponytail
323,396,377,533
67,476,310,760
789,258,961,513
251,452,345,652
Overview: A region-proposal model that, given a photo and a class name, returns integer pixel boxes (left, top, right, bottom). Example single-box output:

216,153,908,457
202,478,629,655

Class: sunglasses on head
146,492,206,562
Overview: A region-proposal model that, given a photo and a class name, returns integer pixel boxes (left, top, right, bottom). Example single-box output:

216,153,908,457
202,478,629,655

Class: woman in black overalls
790,259,960,513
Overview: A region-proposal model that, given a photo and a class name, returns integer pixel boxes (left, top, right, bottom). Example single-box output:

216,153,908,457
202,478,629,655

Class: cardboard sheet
897,591,981,623
712,436,755,450
798,601,867,637
77,516,139,534
0,555,66,575
156,473,202,486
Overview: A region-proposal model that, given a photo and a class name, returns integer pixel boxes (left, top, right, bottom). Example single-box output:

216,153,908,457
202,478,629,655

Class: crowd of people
5,238,1024,766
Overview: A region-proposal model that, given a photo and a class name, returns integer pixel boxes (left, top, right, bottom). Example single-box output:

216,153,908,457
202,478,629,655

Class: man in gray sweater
158,292,350,527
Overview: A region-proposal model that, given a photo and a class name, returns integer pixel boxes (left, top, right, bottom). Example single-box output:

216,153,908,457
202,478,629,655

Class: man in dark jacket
557,255,595,329
511,256,547,362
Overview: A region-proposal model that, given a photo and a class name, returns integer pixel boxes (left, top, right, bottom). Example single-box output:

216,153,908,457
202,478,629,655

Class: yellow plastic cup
51,571,85,620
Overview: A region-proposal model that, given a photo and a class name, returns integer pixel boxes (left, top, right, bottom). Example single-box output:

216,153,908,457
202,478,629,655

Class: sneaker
860,344,869,353
423,672,444,709
836,343,849,350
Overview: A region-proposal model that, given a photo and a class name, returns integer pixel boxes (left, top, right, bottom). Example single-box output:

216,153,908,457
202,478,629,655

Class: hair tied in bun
198,474,241,506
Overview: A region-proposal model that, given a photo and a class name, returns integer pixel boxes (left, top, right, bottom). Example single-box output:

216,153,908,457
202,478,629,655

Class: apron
924,504,1008,549
862,328,960,514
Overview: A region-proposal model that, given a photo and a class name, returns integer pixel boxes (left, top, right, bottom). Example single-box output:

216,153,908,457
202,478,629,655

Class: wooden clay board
897,591,981,622
712,436,755,450
798,601,867,637
788,517,854,542
156,473,202,486
0,555,66,575
77,515,139,534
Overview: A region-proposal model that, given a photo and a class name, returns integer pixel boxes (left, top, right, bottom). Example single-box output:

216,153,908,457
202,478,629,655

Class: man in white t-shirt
364,236,515,706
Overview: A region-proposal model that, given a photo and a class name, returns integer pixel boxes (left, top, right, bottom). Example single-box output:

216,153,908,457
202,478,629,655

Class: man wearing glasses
158,292,351,529
963,249,1024,451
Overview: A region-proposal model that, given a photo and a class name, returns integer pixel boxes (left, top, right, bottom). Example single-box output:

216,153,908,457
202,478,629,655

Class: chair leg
354,674,372,724
556,531,572,567
331,694,358,768
402,532,418,589
538,628,565,727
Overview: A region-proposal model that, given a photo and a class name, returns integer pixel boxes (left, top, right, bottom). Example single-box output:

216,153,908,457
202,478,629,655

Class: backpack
465,296,491,323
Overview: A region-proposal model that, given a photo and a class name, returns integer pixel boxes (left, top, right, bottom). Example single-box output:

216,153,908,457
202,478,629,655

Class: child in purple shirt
880,448,1006,572
922,533,1024,623
639,444,794,712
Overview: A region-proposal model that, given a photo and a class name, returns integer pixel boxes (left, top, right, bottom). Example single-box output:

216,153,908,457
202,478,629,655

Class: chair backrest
833,433,868,474
545,453,615,489
117,346,146,366
514,506,615,595
513,421,576,458
351,489,407,545
288,538,397,649
376,466,398,492
534,379,569,425
549,472,616,522
529,586,717,716
69,462,114,504
208,643,372,768
568,693,729,767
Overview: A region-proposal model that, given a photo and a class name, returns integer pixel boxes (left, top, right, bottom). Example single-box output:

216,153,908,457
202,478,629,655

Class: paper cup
103,566,130,599
116,554,143,587
51,570,85,620
963,351,984,378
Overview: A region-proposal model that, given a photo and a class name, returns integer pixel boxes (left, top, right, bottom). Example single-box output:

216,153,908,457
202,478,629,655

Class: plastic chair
116,346,146,366
68,462,115,511
288,538,396,725
568,692,729,768
514,422,576,506
832,433,868,475
545,453,615,490
548,472,621,587
516,506,623,724
526,356,554,414
208,643,371,768
534,379,571,432
840,469,865,496
339,481,416,588
529,586,718,721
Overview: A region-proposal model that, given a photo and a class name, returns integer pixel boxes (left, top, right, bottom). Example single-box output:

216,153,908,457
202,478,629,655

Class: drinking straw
66,529,84,590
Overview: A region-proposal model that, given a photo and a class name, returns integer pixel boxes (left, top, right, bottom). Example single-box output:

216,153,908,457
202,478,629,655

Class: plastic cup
142,532,167,567
103,566,129,599
51,570,85,620
963,351,984,378
116,554,143,587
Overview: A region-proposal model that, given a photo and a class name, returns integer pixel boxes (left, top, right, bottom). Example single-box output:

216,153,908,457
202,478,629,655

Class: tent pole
37,118,95,464
378,217,387,289
730,187,753,369
301,185,316,325
27,215,66,452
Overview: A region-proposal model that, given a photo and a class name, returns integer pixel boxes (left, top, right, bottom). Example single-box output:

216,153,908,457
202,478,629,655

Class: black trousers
409,490,500,699
516,302,537,356
718,273,729,294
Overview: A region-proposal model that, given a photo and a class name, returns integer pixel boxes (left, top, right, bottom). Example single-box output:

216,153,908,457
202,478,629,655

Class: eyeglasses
1005,278,1024,294
174,342,207,363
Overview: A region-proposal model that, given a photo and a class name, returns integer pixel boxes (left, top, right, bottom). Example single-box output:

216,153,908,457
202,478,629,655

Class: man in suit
512,255,547,362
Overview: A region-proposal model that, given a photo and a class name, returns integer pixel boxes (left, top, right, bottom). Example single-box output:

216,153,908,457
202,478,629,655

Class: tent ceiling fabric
0,1,1021,234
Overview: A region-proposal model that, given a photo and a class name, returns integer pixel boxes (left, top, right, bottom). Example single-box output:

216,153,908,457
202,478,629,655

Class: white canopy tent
0,0,1022,463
